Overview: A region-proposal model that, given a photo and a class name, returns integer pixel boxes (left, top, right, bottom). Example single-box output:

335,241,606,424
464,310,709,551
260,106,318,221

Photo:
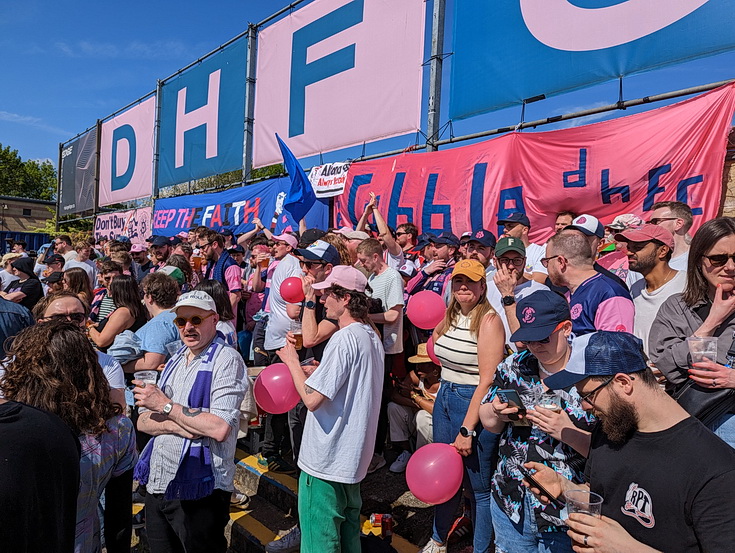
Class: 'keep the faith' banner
336,83,735,244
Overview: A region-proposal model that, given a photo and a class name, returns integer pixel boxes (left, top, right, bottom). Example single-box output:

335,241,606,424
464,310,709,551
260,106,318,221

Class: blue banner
450,0,735,119
151,177,329,236
157,38,247,188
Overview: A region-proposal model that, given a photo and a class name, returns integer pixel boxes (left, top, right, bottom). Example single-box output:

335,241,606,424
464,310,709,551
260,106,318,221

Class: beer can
381,514,393,539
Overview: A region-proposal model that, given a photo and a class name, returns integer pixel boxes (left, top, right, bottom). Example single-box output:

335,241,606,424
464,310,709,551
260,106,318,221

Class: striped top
434,313,480,385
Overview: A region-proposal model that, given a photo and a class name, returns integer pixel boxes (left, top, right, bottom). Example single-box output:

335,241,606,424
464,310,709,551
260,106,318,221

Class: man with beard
543,231,633,336
526,331,735,553
486,236,547,350
463,228,497,280
614,225,685,356
131,244,153,275
148,236,172,272
199,230,241,316
133,290,247,553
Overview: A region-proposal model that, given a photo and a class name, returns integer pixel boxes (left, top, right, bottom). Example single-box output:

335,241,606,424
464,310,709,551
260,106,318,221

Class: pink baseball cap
311,265,368,293
130,244,148,253
272,233,298,249
615,224,675,249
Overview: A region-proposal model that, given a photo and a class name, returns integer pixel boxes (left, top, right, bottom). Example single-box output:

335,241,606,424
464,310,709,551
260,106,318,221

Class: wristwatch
501,295,516,307
459,426,476,437
161,401,174,416
304,300,317,309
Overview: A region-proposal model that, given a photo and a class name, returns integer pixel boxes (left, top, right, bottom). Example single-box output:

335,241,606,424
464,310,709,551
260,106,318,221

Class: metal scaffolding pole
426,0,446,152
243,24,258,181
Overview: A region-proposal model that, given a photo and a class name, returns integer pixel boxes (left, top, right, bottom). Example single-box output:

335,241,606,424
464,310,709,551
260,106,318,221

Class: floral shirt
482,351,596,532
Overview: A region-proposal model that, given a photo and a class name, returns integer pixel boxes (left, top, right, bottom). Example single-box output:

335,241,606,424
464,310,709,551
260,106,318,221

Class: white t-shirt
0,269,19,290
631,270,687,356
367,267,405,355
384,249,405,271
526,243,547,275
97,351,126,390
65,259,97,288
669,251,689,272
62,250,78,262
487,279,548,351
299,322,384,484
264,254,302,351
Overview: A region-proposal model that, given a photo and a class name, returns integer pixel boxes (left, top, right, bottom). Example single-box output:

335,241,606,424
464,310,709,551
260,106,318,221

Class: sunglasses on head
173,312,215,328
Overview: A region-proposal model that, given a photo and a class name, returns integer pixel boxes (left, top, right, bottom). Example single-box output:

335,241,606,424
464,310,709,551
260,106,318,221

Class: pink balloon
407,291,446,330
280,276,305,303
406,443,464,505
426,336,440,366
253,363,301,414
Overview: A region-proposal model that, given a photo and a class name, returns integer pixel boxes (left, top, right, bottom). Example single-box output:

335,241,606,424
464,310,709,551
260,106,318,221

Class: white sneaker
389,450,412,473
418,539,447,553
266,526,301,553
367,453,386,474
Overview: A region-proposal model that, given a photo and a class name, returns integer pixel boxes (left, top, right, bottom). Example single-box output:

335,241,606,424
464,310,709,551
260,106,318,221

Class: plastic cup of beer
563,490,603,517
192,255,202,272
259,255,270,269
134,370,159,387
686,336,717,366
537,392,562,413
291,320,303,351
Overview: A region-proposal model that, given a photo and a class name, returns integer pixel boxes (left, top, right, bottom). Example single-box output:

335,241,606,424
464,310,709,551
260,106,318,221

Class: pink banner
99,97,155,206
253,0,425,168
94,207,152,245
336,84,735,243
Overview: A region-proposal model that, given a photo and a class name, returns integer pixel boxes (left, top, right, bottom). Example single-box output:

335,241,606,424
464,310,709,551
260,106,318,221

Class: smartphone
496,389,526,412
300,357,315,366
518,466,565,509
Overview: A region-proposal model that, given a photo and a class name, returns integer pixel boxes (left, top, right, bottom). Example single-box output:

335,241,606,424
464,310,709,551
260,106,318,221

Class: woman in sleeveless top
422,259,505,553
89,274,147,353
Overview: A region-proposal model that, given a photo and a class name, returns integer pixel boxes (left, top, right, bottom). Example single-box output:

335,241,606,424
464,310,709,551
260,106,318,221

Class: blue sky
2,0,735,168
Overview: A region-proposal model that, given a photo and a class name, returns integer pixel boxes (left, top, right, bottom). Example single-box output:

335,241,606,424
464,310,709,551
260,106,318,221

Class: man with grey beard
524,331,735,553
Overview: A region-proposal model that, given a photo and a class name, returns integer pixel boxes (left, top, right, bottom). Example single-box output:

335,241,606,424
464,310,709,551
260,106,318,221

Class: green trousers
298,471,362,553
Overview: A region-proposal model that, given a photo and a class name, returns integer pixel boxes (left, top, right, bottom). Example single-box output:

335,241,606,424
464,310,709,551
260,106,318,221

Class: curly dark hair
0,320,121,435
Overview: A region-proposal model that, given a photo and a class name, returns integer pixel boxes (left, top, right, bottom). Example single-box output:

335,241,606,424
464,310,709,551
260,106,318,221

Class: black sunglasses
704,253,735,267
46,313,86,324
300,260,326,269
649,217,678,225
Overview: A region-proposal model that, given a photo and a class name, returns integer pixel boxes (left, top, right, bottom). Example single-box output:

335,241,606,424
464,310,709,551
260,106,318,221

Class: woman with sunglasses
421,259,505,553
89,274,147,352
479,290,595,553
650,217,735,447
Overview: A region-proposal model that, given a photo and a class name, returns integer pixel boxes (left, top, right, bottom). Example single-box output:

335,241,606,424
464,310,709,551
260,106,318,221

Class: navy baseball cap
468,229,497,248
431,231,460,247
228,245,245,254
498,212,531,228
544,331,647,390
169,236,182,247
296,240,341,266
220,228,234,237
415,233,436,250
565,214,605,239
509,290,570,343
149,236,171,247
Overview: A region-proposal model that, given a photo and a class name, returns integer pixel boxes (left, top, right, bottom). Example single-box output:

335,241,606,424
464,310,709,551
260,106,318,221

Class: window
22,208,31,217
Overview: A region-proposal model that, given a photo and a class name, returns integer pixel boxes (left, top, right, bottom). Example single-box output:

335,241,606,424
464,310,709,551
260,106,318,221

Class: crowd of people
1,198,735,553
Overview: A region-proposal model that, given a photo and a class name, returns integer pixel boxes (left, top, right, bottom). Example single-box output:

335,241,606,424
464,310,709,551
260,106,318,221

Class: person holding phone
479,290,595,553
420,259,505,553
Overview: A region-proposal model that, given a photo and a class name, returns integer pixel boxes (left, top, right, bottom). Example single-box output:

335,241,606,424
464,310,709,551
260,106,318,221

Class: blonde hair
435,278,496,339
2,252,22,266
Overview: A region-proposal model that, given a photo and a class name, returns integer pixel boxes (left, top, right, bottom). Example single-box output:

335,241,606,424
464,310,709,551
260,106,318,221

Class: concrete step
234,448,299,517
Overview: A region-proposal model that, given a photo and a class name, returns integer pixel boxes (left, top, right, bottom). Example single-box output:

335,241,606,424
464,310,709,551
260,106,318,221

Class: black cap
299,228,327,248
431,231,460,247
45,254,65,266
498,212,531,228
42,271,64,284
228,245,245,255
220,228,234,237
149,236,171,247
509,290,570,343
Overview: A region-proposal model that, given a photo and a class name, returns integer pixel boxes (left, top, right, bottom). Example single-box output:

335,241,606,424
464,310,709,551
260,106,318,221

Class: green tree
0,143,57,200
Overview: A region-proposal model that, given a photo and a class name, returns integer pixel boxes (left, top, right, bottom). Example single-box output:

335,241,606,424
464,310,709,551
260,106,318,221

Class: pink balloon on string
253,363,300,414
407,291,446,330
406,443,464,505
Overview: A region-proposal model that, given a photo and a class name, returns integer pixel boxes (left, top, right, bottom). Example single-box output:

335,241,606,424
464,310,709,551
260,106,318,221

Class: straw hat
409,343,433,364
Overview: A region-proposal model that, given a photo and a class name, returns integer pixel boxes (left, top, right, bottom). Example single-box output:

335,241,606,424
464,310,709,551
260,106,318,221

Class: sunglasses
648,217,678,225
395,231,409,237
497,257,525,267
300,260,326,269
46,313,86,324
703,253,735,267
520,321,567,345
173,312,215,328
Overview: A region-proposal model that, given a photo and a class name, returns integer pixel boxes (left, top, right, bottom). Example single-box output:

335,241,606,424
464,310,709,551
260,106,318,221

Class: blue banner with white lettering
157,38,247,188
152,177,329,236
450,0,735,119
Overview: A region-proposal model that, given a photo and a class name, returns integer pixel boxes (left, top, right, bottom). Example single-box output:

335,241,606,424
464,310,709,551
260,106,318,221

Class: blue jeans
709,413,735,449
491,496,573,553
432,381,499,553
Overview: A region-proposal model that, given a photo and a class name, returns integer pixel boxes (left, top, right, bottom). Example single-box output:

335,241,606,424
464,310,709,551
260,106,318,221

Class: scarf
206,250,238,286
134,337,224,500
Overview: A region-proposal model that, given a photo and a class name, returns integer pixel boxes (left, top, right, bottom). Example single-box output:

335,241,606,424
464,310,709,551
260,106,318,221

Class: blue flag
276,134,316,224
